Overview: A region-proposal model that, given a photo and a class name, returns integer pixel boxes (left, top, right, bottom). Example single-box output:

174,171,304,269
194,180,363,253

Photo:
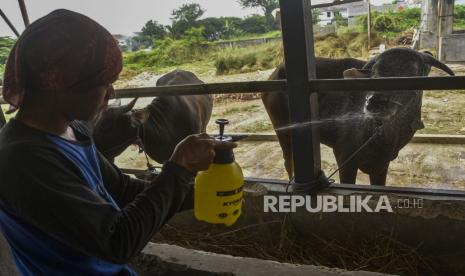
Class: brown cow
92,69,213,163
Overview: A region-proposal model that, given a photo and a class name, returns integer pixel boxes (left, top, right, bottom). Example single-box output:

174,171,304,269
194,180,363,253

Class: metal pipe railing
114,76,465,98
1,76,465,103
1,75,464,105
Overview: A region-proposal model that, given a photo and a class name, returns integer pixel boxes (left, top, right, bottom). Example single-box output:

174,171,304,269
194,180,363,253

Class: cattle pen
1,0,465,275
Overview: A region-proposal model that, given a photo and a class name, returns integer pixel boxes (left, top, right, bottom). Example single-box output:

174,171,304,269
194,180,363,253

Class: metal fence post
0,108,5,128
279,0,321,191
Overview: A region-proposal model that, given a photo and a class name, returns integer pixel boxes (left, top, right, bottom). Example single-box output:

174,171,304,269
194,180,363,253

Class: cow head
92,98,150,161
343,48,454,121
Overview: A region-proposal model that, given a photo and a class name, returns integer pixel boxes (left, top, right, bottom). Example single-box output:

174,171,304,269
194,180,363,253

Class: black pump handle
215,119,229,140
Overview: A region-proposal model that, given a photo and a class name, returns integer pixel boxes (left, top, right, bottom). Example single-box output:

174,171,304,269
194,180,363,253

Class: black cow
262,49,454,185
92,69,213,163
262,57,366,180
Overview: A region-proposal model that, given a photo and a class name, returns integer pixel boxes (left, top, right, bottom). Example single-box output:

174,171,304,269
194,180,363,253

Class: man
0,9,235,275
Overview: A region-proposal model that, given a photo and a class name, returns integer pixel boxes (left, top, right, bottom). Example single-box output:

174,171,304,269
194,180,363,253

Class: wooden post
279,0,321,191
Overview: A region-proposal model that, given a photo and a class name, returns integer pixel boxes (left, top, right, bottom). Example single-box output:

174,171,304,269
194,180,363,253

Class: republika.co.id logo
263,195,424,213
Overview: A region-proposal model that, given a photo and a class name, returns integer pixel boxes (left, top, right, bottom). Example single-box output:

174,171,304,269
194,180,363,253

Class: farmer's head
2,9,122,121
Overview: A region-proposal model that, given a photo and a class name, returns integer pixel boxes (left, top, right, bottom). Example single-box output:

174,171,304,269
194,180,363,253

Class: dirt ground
114,64,465,191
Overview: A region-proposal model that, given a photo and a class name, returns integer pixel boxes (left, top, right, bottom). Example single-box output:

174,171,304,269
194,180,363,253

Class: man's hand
169,133,237,172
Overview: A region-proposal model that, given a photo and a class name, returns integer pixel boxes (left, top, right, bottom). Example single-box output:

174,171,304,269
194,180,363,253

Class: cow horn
422,54,455,76
110,98,138,114
122,98,138,113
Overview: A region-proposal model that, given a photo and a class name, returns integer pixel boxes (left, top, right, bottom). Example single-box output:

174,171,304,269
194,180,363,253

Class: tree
141,20,167,40
0,37,15,64
222,17,244,38
128,34,153,51
312,9,322,25
169,3,205,38
171,3,205,24
237,0,279,30
237,15,268,34
333,11,347,27
198,17,226,41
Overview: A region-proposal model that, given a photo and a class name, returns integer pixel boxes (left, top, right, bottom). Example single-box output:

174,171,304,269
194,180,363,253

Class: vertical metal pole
0,107,6,128
437,0,442,55
279,0,321,191
367,0,372,51
17,0,30,27
0,9,20,37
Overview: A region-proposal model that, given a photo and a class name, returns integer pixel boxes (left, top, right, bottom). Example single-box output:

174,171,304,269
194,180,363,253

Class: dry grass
154,217,438,275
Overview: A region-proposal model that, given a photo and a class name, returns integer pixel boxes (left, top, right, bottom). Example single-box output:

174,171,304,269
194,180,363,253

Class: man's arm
98,152,195,211
0,144,194,264
97,152,150,207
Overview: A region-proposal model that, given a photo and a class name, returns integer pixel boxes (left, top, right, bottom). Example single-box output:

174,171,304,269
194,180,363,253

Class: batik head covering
2,9,122,109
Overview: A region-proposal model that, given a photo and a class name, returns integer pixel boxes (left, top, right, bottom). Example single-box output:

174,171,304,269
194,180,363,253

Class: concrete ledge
132,242,391,276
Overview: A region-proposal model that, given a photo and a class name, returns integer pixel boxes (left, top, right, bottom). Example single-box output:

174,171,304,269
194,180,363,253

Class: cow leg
333,149,358,184
276,131,294,179
338,164,358,184
261,92,294,180
369,165,389,186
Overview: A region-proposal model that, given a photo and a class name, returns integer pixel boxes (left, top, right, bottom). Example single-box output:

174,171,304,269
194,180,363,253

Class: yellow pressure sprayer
194,119,244,226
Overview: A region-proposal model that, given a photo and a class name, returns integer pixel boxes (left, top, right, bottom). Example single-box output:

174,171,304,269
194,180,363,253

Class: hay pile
396,28,416,46
154,217,438,275
314,32,383,59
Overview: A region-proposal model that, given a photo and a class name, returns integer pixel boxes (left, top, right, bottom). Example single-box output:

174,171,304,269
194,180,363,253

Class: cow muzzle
364,94,401,119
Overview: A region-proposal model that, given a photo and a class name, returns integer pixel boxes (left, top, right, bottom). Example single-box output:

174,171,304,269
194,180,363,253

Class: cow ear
131,109,150,124
343,68,371,79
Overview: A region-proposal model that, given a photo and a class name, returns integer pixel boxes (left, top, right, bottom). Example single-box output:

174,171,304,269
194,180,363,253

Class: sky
2,0,460,38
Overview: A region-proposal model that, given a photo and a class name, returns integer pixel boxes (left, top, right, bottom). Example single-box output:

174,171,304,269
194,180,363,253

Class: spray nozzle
215,119,229,141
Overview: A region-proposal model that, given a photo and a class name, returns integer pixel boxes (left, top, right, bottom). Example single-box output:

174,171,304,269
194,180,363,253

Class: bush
237,15,268,34
454,4,465,30
0,37,15,75
214,41,283,75
124,27,210,69
373,14,397,32
356,8,421,35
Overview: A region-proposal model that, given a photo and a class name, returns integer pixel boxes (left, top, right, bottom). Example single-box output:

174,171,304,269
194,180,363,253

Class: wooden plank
236,133,465,145
411,134,465,144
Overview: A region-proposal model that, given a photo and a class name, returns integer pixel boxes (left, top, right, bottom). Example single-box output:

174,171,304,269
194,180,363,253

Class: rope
285,125,383,194
136,123,155,172
327,125,383,180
